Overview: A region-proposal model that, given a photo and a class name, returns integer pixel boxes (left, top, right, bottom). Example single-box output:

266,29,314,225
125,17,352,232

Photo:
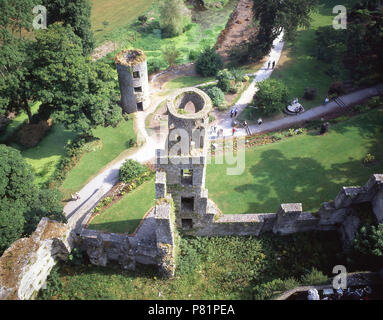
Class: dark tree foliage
32,23,121,136
249,0,318,60
195,47,224,77
0,38,34,123
344,0,383,85
42,0,95,55
0,145,66,253
0,145,34,253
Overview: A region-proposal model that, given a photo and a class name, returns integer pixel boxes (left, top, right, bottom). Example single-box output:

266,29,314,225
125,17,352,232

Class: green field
40,231,342,300
88,179,156,234
101,0,237,69
61,118,136,198
269,0,358,109
91,0,156,43
206,108,383,214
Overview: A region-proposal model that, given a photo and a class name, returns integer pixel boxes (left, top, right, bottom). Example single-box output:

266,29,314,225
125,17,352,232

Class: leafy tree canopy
42,0,95,55
195,47,224,77
253,79,289,115
32,23,121,136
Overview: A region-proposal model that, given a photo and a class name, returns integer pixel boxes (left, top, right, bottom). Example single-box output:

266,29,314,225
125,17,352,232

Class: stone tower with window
115,49,150,113
155,88,220,233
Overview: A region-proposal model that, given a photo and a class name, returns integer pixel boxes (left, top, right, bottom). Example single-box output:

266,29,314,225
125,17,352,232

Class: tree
31,23,121,136
195,47,224,77
344,0,383,85
249,0,317,60
159,0,192,38
0,0,36,41
0,38,34,123
0,0,36,122
24,188,66,235
0,145,35,253
0,199,25,254
162,43,180,68
252,79,289,115
42,0,95,55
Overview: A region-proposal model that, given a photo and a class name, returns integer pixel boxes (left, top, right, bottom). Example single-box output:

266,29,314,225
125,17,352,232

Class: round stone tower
115,49,150,113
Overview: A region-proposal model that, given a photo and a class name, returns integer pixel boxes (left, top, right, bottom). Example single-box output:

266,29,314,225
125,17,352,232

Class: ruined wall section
116,49,150,113
0,218,74,300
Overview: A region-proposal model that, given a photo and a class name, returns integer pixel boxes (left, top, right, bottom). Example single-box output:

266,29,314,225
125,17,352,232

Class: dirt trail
216,0,256,61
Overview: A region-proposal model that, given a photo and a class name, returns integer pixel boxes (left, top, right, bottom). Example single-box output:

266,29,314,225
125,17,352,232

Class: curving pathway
64,30,382,229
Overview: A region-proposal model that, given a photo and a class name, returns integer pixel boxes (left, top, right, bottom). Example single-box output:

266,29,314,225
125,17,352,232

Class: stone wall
0,218,74,300
158,173,383,242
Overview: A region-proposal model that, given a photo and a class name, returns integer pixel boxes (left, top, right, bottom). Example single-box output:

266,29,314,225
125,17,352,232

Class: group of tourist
267,61,276,69
230,107,239,118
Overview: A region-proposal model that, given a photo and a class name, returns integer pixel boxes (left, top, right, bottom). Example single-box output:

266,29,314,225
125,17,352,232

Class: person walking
272,61,275,69
258,118,263,126
232,127,236,136
230,108,234,118
267,61,271,69
324,97,329,105
234,108,238,117
75,192,81,200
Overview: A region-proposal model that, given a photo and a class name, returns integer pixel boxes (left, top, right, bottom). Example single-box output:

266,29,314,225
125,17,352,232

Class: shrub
253,278,300,300
300,268,328,286
328,81,344,96
363,153,376,164
252,79,289,116
216,69,233,92
162,43,180,68
188,49,200,61
138,15,148,24
230,68,244,83
303,87,317,100
207,87,225,107
119,159,146,183
195,47,223,77
229,82,243,94
354,224,383,257
148,59,162,74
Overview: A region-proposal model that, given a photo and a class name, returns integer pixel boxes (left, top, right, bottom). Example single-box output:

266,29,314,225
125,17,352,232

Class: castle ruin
116,49,150,113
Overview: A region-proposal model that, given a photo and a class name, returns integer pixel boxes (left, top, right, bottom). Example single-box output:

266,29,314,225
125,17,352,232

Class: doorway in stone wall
137,102,143,111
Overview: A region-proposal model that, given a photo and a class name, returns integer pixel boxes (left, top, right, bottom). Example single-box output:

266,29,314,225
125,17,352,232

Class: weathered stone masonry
0,84,382,299
116,49,150,113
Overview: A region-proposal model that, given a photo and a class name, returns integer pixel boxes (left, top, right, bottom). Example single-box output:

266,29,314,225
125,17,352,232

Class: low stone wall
177,174,383,241
0,218,74,300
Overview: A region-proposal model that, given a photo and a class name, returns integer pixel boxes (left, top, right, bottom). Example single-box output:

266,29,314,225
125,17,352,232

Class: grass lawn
21,125,77,187
270,0,358,110
206,108,383,214
165,76,215,90
91,0,156,43
40,231,342,300
88,178,156,234
60,118,137,198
